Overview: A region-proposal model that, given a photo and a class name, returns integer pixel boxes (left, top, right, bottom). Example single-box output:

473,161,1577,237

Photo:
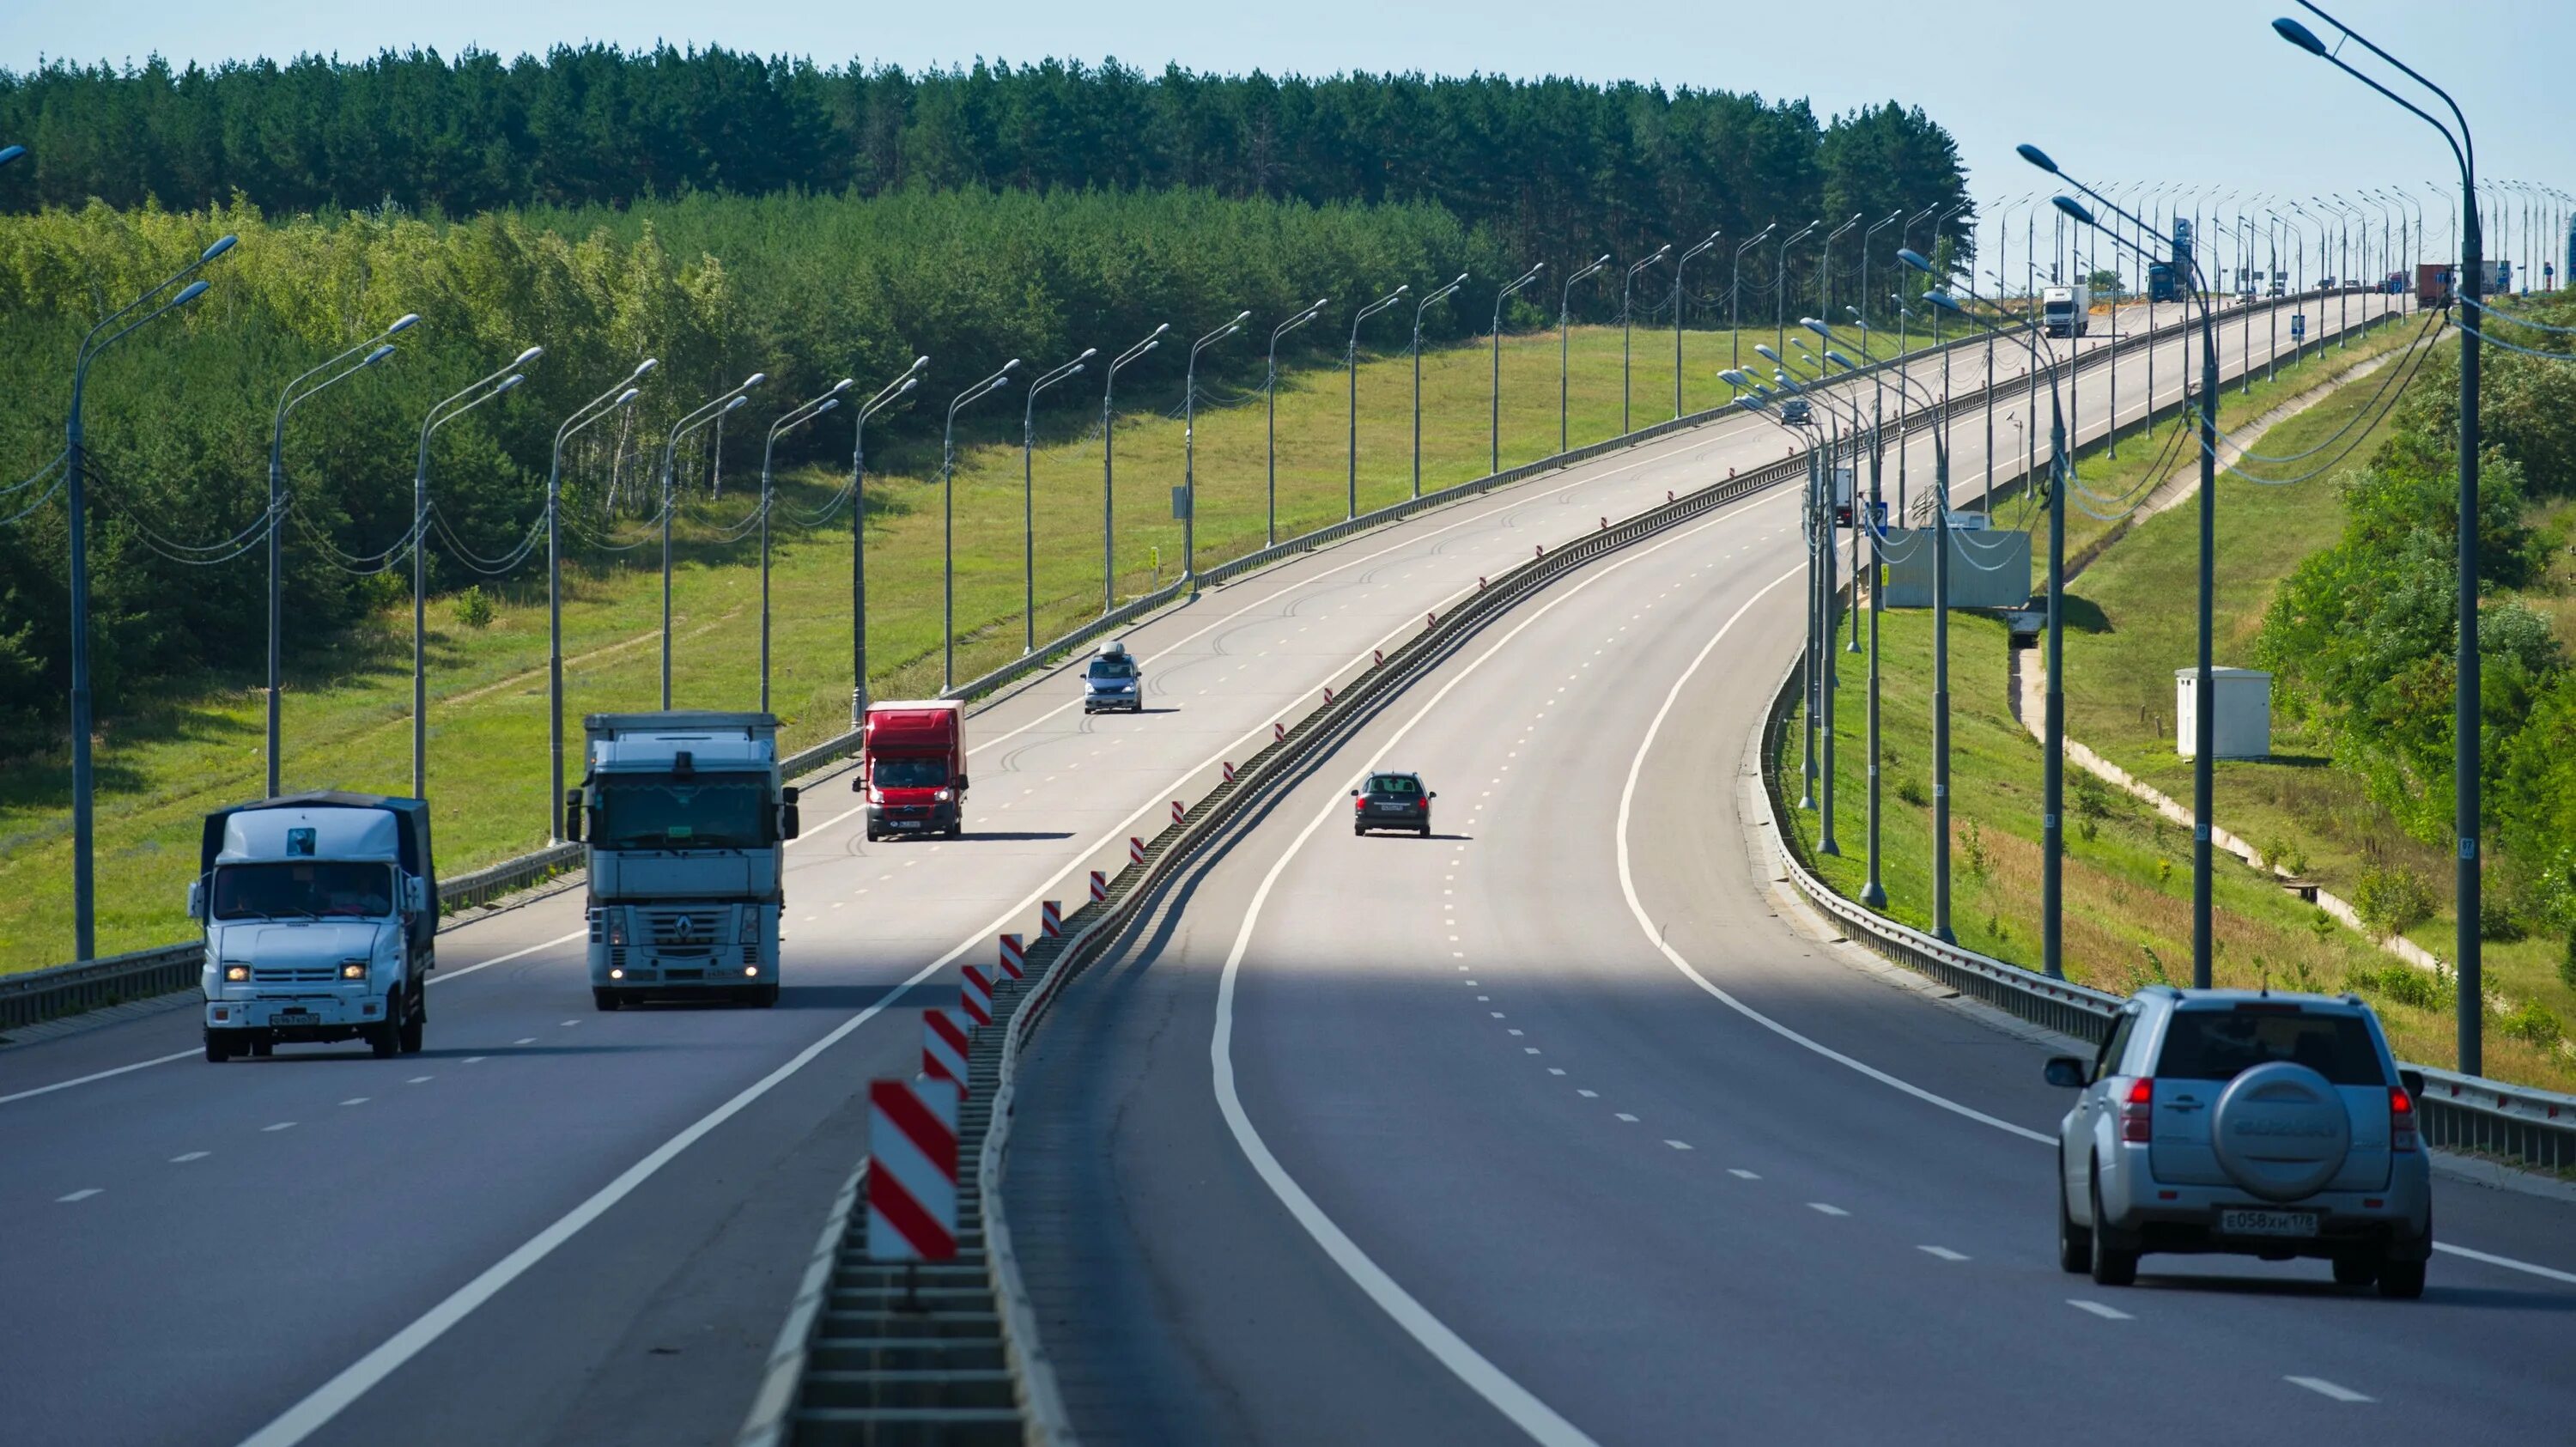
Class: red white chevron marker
1040,900,1062,939
920,1009,971,1095
1090,870,1107,903
866,1077,958,1263
960,964,994,1029
998,933,1025,980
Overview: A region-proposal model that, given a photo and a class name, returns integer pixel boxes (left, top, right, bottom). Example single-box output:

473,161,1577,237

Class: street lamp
546,357,653,837
848,358,925,720
760,379,853,710
1269,300,1327,544
1412,277,1467,496
1732,224,1776,373
1621,246,1670,434
1023,349,1095,649
1347,286,1408,518
62,229,233,961
1102,325,1167,612
415,346,539,797
659,370,763,709
1559,257,1609,452
945,360,1021,689
1818,214,1862,357
266,312,415,795
1186,314,1247,579
1489,266,1543,472
1776,220,1820,370
2275,2,2488,1071
1674,233,1720,420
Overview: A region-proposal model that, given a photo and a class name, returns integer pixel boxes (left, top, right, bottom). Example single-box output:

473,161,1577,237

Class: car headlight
224,964,249,982
936,787,954,801
340,961,368,980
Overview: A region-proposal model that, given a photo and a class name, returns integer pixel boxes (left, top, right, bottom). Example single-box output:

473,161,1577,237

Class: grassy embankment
1780,317,2576,1091
0,318,1902,972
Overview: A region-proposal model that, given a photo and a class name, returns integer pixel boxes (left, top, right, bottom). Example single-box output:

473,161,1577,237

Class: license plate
890,820,920,830
2220,1208,2318,1238
271,1010,317,1027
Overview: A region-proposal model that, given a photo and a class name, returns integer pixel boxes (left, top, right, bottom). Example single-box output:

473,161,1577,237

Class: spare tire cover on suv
2208,1061,2351,1201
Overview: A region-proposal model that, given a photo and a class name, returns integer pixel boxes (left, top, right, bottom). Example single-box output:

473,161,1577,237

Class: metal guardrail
9,293,2386,1038
1755,651,2576,1174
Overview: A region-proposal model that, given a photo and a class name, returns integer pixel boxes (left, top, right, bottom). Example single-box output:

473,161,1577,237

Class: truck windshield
874,757,951,788
212,862,394,921
592,772,772,849
1088,658,1136,679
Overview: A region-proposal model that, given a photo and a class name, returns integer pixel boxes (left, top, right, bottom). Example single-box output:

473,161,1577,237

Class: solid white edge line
1206,499,1786,1446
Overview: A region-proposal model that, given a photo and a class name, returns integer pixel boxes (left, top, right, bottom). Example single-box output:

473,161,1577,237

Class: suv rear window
2154,1007,2386,1087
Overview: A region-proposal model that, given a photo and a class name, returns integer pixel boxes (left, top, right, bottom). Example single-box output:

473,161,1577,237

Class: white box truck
191,791,437,1061
2042,283,2092,338
567,711,799,1010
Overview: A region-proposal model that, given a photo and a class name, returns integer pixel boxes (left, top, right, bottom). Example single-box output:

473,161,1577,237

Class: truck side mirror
404,877,430,915
186,879,206,921
956,774,969,791
780,786,802,841
853,772,866,793
562,788,583,842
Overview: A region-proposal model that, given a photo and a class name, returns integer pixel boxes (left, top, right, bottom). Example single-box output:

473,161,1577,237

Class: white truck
191,791,437,1062
566,711,800,1010
2042,283,2092,338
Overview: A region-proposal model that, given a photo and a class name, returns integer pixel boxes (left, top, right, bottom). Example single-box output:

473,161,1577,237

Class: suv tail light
1354,796,1367,812
2390,1085,2419,1152
2118,1078,2154,1143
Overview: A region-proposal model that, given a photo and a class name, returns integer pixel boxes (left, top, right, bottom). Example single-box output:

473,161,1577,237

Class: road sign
1171,485,1191,520
866,1077,959,1262
921,1009,970,1095
2291,313,2306,341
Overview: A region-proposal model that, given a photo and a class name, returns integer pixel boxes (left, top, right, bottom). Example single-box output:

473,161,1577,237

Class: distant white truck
2042,283,2093,338
567,711,799,1009
191,791,437,1061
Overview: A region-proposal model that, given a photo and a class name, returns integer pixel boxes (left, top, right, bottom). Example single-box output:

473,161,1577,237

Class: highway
0,289,2403,1446
1002,329,2576,1440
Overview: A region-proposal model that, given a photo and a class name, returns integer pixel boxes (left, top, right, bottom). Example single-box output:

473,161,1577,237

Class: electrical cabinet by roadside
2175,666,2271,760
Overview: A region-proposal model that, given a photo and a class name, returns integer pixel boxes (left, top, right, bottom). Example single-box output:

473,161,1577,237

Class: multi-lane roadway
0,290,2418,1445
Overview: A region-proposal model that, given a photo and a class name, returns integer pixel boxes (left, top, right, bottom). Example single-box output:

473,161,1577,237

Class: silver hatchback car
2045,986,2432,1297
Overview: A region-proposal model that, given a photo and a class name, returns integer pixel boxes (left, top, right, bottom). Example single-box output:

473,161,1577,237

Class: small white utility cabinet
2175,666,2271,759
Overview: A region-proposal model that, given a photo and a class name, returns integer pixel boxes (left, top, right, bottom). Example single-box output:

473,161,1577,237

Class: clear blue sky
14,0,2572,263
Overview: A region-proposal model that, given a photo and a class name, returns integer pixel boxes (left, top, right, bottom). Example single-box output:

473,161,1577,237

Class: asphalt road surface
0,290,2404,1446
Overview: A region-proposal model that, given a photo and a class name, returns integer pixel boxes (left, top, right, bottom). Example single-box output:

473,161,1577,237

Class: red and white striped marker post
998,933,1025,981
1040,900,1062,939
1599,515,1609,530
960,964,994,1029
866,1077,958,1264
1426,611,1437,627
1273,721,1286,744
1372,648,1383,667
1128,836,1145,866
1535,544,1544,559
921,1009,971,1096
1667,489,1674,503
1171,799,1186,826
1477,575,1486,590
1222,761,1236,783
1090,870,1107,903
1323,685,1335,705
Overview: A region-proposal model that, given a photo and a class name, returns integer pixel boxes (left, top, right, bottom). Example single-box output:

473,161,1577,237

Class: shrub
2500,1000,2565,1049
2345,961,2450,1012
2354,865,2435,938
2561,931,2576,993
2309,909,2338,945
1897,776,1929,807
453,586,495,630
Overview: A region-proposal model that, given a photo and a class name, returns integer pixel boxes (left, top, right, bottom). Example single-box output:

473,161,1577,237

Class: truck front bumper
205,992,383,1037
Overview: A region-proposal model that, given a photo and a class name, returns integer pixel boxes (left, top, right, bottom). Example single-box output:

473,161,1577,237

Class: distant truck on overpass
567,711,799,1009
2041,283,2092,338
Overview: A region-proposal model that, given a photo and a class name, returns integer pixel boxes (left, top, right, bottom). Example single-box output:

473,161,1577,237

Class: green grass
1778,319,2576,1093
0,319,1917,973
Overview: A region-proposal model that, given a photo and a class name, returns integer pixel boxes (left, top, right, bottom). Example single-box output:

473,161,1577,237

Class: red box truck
858,700,968,840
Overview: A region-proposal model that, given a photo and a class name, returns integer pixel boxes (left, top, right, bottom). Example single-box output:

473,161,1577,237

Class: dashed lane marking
171,1152,210,1163
1664,1140,1692,1151
263,1122,296,1133
1728,1169,1759,1180
2066,1299,2132,1322
1806,1202,1847,1217
2286,1377,2372,1404
58,1189,101,1203
1917,1246,1968,1262
1613,1113,1638,1122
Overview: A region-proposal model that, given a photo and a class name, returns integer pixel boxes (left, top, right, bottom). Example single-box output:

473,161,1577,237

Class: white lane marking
58,1189,101,1202
2433,1242,2576,1286
1807,1202,1848,1217
339,1098,368,1107
513,1037,538,1046
560,1019,579,1027
1507,1030,1524,1037
462,1056,488,1065
1664,1140,1692,1151
1577,1090,1599,1099
172,1152,210,1163
1728,1169,1760,1180
2286,1377,2372,1404
405,1076,431,1085
1614,1113,1639,1122
1523,1048,1541,1055
2067,1299,2132,1321
1917,1246,1968,1262
1613,566,2054,1147
1546,1068,1566,1076
263,1122,295,1133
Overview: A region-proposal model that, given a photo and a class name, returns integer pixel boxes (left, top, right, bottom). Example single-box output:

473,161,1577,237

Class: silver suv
2045,986,2432,1298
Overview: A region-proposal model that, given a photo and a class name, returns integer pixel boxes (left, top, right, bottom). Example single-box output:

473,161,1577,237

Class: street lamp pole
1411,277,1466,495
760,379,853,711
659,370,762,709
1269,301,1327,544
944,360,1022,690
1732,224,1775,374
1674,233,1719,419
418,348,541,795
849,358,927,722
1349,286,1409,517
1187,314,1248,579
1621,246,1670,435
1559,257,1608,453
1023,349,1096,650
1102,325,1168,612
1489,266,1543,472
546,359,653,838
1776,220,1820,371
267,313,414,795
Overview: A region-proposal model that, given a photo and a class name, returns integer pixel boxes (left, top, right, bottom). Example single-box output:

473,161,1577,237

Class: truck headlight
739,911,760,945
340,961,368,980
936,787,954,801
224,964,249,982
606,912,628,946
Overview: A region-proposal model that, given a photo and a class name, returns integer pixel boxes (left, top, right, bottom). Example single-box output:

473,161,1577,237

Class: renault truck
191,790,437,1061
566,711,799,1009
2042,283,2092,338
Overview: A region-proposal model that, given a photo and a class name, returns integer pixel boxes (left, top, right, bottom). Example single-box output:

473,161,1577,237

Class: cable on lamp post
760,378,853,711
849,357,926,722
1185,314,1247,581
1411,277,1466,496
659,370,763,709
1022,348,1095,651
266,312,415,796
2274,0,2488,1072
1347,287,1407,519
1674,233,1719,420
416,350,540,797
1101,324,1167,613
1267,300,1327,544
943,360,1021,690
546,357,653,838
1558,257,1609,453
1620,246,1670,435
1489,266,1543,473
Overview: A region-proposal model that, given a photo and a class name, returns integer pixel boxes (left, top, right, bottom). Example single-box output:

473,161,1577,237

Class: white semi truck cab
568,711,800,1010
191,791,437,1062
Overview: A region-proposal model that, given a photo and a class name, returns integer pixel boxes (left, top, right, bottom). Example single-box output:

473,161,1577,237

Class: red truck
857,700,969,840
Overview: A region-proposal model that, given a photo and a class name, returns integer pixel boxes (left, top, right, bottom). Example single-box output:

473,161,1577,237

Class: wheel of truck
369,996,403,1059
593,987,622,1012
946,816,963,839
204,1031,234,1063
398,990,425,1054
753,983,780,1008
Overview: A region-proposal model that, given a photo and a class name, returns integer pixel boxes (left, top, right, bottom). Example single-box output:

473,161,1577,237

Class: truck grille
640,909,724,945
252,967,338,985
